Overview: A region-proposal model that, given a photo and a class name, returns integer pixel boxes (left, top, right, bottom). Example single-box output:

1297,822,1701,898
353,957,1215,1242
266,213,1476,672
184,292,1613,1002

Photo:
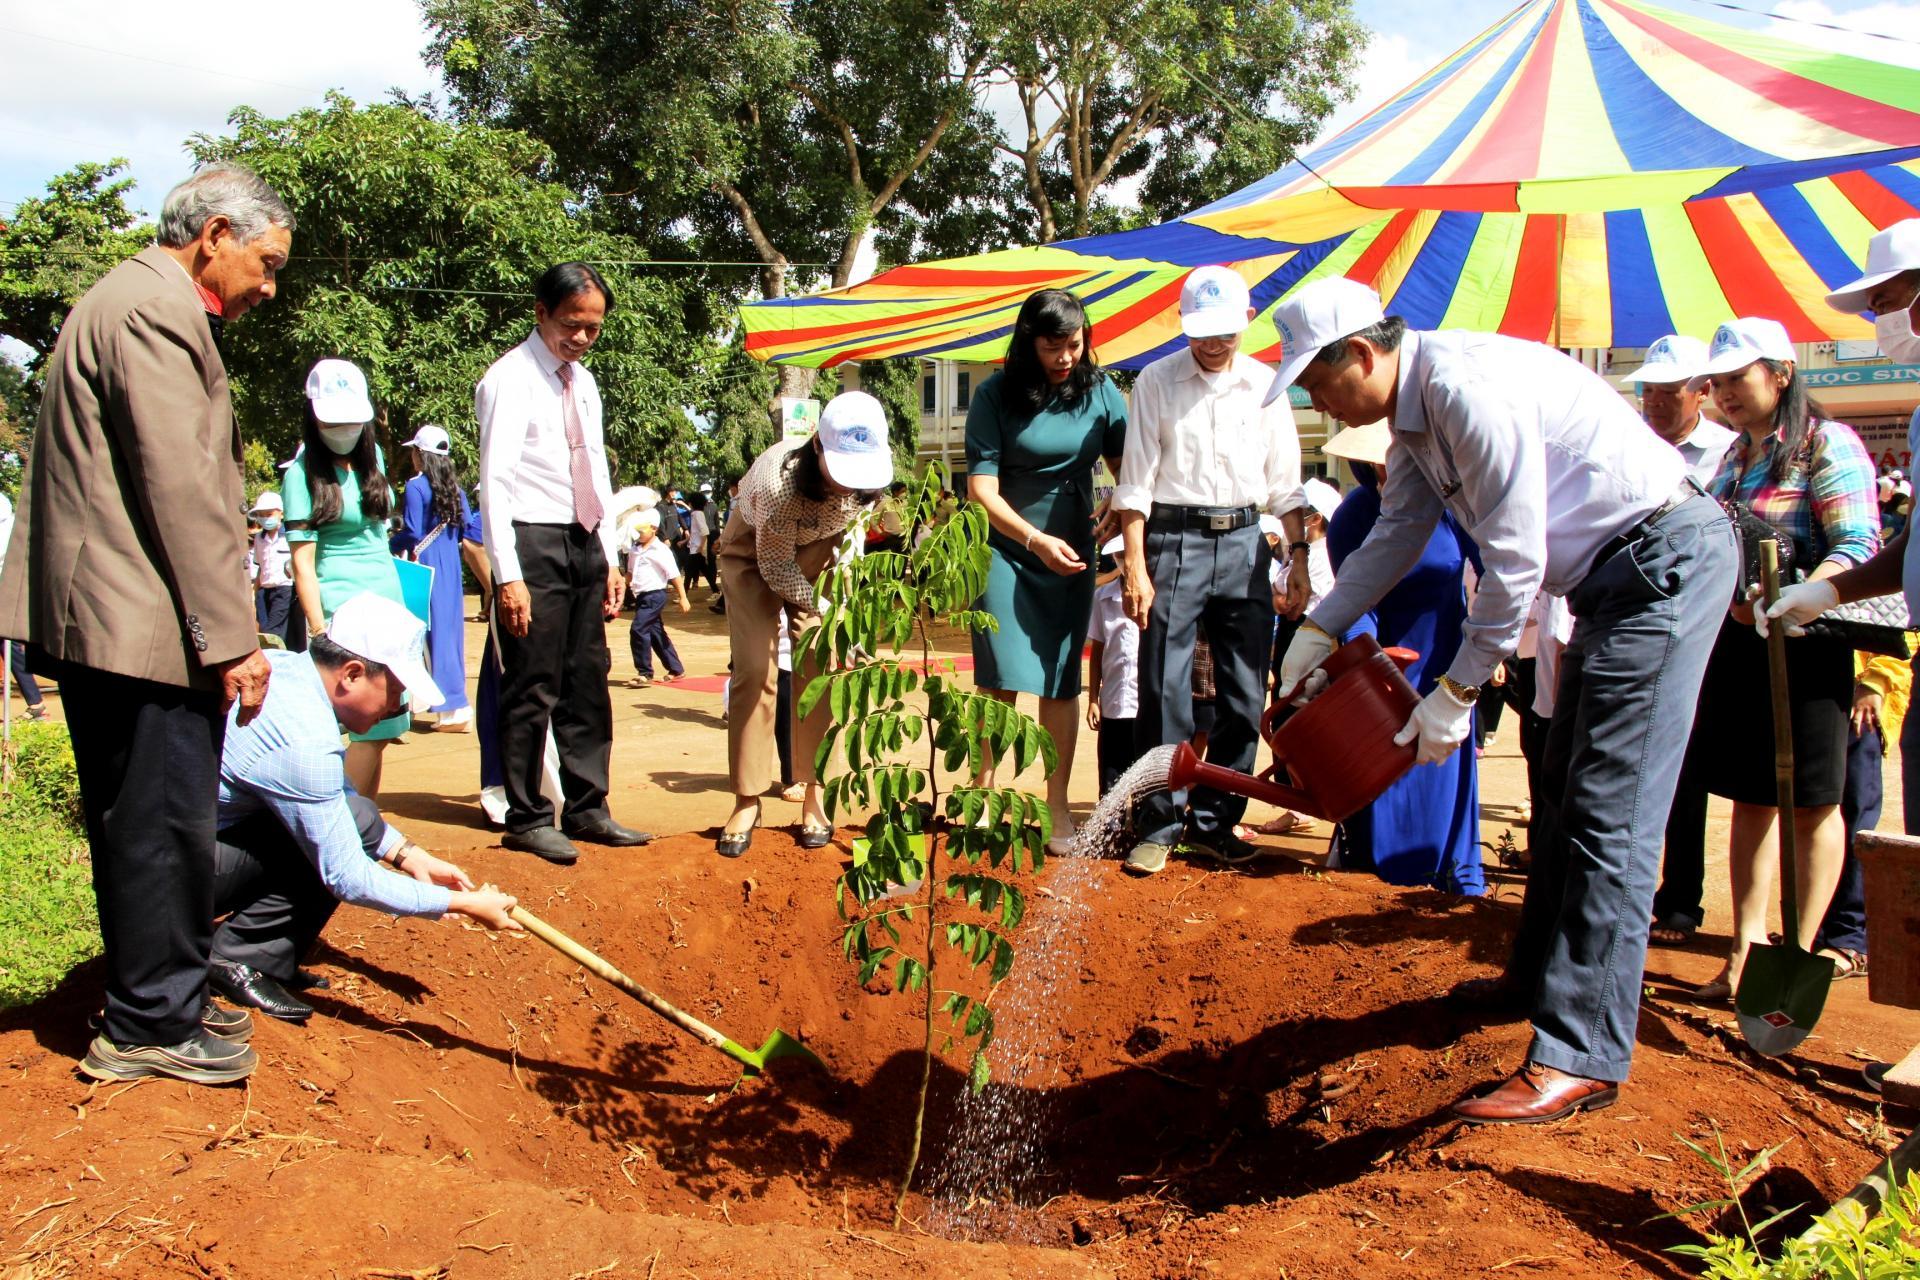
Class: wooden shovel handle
1760,541,1800,940
509,906,731,1052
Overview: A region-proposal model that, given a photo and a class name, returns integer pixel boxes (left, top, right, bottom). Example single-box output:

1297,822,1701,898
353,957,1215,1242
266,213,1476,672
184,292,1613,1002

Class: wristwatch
1438,674,1481,705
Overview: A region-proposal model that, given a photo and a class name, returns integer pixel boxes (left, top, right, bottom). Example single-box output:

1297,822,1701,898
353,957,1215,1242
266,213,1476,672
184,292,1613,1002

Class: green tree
0,160,151,384
186,95,705,474
989,0,1365,240
424,0,1003,406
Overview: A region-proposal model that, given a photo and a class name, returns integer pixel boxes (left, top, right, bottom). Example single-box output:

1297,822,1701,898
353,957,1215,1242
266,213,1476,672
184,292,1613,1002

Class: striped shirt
1706,419,1879,575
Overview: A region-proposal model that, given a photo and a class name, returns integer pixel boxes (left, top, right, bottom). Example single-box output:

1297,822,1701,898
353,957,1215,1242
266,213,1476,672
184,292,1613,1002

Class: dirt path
4,593,1918,1277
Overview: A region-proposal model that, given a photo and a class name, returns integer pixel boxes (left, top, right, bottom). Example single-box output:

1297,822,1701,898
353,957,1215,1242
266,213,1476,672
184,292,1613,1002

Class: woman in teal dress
966,289,1127,851
286,358,406,799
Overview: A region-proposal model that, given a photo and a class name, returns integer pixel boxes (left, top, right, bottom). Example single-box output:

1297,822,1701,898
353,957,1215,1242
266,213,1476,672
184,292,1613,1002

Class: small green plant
1660,1122,1920,1277
796,462,1055,1224
1,720,98,1007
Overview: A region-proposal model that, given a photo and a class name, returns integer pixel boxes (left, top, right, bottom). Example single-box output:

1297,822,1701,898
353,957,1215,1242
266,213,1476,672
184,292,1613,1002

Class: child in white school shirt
624,511,689,688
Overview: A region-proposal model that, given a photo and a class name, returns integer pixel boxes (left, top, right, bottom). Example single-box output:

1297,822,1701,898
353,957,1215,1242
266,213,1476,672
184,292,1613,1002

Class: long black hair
415,448,465,527
1759,359,1832,484
1001,289,1099,413
295,404,392,529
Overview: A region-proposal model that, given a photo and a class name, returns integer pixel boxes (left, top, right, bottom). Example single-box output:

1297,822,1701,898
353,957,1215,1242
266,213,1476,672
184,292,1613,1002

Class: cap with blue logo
1180,266,1253,339
1686,317,1796,390
1261,277,1388,406
304,358,374,425
817,391,894,492
1618,334,1707,387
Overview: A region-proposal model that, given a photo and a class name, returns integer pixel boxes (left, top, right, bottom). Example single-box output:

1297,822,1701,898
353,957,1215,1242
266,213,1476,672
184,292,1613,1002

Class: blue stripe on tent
1190,5,1537,216
1060,222,1320,265
1751,184,1869,289
1872,163,1920,210
1577,0,1780,171
1384,212,1483,327
1693,148,1920,202
1602,209,1674,342
1391,6,1555,186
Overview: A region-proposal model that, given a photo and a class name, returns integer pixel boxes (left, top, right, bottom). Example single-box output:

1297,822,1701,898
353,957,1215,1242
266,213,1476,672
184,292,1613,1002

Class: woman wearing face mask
1691,317,1879,1002
284,357,405,798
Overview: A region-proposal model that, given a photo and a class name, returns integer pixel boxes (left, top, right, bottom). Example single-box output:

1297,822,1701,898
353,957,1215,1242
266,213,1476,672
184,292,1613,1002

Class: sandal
1255,810,1314,836
1648,912,1698,947
1818,947,1868,980
779,782,807,803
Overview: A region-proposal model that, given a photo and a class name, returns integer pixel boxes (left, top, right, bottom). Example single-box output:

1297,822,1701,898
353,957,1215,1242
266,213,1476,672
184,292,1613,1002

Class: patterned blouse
1707,419,1879,575
736,438,871,611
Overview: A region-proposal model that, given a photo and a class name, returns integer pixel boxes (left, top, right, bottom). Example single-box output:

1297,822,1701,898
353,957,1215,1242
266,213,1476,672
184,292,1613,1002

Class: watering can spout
1166,742,1321,819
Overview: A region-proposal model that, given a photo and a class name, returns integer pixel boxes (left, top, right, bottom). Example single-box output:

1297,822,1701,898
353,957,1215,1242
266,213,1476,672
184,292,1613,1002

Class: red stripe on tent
1828,171,1920,230
1607,0,1920,147
1498,215,1562,338
1451,0,1564,184
1089,276,1188,349
1344,210,1420,286
1685,199,1822,337
1338,182,1521,212
743,283,1046,350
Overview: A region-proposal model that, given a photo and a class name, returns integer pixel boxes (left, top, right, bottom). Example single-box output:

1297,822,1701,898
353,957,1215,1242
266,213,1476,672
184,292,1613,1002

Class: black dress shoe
796,825,835,850
564,818,654,847
503,827,580,864
287,968,330,992
208,961,313,1023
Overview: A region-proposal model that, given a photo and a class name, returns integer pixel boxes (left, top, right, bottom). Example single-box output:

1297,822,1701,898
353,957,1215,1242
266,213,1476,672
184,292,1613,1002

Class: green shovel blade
1734,942,1836,1057
721,1029,826,1076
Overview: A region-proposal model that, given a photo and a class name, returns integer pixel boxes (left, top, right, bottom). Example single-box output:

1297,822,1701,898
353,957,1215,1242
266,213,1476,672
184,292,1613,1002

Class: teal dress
966,371,1128,698
284,445,407,742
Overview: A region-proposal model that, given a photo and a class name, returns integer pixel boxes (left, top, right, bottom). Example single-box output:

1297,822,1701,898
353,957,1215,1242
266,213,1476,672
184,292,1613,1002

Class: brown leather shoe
1452,1063,1618,1125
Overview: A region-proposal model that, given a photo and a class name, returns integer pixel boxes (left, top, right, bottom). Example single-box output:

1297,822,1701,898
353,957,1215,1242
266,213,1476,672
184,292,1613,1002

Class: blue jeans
628,589,683,680
1509,496,1736,1082
1816,722,1881,957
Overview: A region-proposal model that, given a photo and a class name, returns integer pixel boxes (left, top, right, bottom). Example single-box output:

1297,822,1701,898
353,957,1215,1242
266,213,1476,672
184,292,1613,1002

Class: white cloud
0,0,439,215
1307,30,1426,151
1767,1,1920,68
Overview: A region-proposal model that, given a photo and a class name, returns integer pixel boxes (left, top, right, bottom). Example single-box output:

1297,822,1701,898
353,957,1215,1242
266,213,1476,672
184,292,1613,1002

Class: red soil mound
0,832,1903,1278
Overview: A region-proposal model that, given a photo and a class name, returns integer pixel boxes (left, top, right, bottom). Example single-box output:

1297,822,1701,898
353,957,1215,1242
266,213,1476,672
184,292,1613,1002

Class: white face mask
1876,295,1920,364
319,423,364,455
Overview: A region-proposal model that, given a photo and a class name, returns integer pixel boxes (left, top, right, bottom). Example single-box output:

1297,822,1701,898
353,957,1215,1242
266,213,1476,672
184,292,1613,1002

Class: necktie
555,362,604,533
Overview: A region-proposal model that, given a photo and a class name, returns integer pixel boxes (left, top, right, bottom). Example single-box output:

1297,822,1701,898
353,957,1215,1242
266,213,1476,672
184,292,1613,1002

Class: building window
921,373,936,414
956,371,971,411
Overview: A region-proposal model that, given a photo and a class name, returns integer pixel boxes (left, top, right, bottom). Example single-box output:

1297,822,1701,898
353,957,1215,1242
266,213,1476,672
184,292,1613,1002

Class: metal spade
1734,541,1837,1056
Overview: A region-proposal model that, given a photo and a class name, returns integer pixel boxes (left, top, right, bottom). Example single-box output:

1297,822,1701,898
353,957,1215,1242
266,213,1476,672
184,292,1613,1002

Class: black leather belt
1595,479,1705,566
1147,504,1258,533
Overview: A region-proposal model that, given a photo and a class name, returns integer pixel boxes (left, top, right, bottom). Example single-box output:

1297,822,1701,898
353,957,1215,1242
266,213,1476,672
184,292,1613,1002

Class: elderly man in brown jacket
0,164,293,1085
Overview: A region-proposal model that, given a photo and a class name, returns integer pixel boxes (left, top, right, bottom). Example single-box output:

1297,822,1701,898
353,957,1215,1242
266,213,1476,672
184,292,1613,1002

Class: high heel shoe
717,802,761,859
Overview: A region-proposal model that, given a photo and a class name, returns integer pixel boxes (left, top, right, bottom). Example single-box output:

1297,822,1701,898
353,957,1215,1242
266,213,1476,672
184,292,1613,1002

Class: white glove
1393,683,1475,766
1755,578,1838,640
1277,623,1335,704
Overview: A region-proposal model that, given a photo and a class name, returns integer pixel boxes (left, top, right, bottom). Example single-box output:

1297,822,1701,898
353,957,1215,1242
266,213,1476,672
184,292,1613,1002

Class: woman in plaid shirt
1692,317,1879,1001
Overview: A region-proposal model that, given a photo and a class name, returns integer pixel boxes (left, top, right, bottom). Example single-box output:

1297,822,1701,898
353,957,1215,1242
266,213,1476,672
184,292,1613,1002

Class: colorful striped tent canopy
742,0,1920,369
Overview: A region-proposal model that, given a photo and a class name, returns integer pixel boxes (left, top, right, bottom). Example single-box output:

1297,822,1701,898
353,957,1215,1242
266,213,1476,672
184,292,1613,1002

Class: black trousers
210,795,382,977
255,585,306,652
1098,715,1142,795
776,667,794,787
497,522,614,833
61,665,225,1046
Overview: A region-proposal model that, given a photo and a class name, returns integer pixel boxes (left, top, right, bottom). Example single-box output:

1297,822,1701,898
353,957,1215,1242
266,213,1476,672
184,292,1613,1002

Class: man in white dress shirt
1623,334,1737,486
477,262,651,865
1271,278,1736,1125
1114,266,1310,874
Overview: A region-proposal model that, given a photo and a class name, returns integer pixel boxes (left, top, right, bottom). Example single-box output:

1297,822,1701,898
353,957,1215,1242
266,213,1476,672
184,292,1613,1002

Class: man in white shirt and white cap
1113,265,1310,874
1270,277,1736,1124
477,261,651,864
1621,335,1737,486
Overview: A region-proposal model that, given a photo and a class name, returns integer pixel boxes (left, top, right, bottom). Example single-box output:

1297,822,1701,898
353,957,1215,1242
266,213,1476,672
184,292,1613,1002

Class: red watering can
1166,634,1422,823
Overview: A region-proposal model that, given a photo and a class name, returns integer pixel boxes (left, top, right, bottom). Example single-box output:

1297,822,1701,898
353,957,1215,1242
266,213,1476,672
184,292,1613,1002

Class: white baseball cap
323,592,444,708
250,490,283,514
1303,478,1343,518
817,391,893,492
1322,419,1392,465
1258,514,1285,538
305,358,374,424
1619,334,1708,386
1262,277,1388,406
402,424,451,455
1826,219,1920,313
1687,318,1796,389
1180,265,1253,339
633,507,662,527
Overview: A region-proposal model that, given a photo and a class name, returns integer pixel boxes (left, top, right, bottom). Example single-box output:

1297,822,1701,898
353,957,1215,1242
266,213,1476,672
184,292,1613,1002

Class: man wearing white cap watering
1270,277,1736,1124
1114,265,1310,873
1762,218,1920,826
